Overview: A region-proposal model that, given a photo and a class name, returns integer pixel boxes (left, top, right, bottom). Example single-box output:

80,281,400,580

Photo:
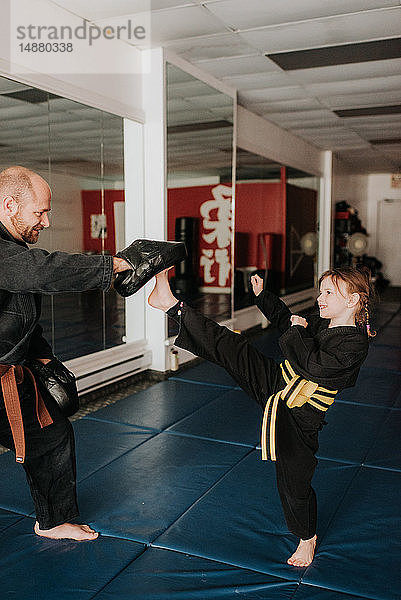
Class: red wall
167,180,287,287
235,181,285,270
82,190,124,255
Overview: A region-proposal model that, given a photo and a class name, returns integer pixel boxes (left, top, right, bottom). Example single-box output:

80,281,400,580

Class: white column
123,118,146,345
318,150,333,277
142,47,168,371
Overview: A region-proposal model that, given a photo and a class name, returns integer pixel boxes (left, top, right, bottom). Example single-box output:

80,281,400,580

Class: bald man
0,166,129,540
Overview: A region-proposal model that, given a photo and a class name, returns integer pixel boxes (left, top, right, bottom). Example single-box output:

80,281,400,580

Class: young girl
148,266,375,567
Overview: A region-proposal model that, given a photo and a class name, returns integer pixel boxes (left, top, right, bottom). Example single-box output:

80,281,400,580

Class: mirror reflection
166,63,234,334
234,148,319,310
0,76,125,360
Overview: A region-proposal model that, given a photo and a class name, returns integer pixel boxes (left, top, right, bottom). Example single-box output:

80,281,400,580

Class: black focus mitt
26,358,79,417
114,239,186,297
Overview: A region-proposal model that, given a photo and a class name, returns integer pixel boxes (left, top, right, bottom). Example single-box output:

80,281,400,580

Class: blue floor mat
374,325,401,347
85,379,227,430
2,301,399,599
363,409,401,471
363,344,401,372
166,388,262,447
336,366,401,408
317,402,390,464
94,546,298,600
77,432,250,543
0,451,35,515
74,418,157,481
303,466,401,600
0,517,145,600
155,452,359,581
170,362,239,388
0,508,26,533
293,585,377,600
0,420,157,517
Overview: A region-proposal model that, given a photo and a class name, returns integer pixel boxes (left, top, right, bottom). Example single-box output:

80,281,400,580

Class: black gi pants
169,302,323,540
0,375,79,529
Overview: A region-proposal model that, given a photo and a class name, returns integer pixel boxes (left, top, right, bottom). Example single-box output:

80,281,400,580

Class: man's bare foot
287,535,317,567
34,521,99,541
148,270,178,312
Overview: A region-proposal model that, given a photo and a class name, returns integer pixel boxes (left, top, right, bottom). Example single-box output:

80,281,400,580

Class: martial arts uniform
168,291,368,540
0,222,113,529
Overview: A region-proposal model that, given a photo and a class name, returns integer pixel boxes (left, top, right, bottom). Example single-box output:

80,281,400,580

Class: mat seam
88,544,148,600
149,447,255,547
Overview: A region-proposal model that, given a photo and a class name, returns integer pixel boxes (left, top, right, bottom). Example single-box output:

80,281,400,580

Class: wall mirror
234,147,320,311
166,63,234,334
0,75,125,361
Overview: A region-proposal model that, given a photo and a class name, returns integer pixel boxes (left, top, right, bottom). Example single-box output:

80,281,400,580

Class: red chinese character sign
200,184,232,290
167,183,233,291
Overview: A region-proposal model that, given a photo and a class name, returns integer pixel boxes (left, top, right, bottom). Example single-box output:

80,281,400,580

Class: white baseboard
65,341,152,395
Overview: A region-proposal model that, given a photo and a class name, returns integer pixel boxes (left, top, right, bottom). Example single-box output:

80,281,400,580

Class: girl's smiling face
317,276,358,324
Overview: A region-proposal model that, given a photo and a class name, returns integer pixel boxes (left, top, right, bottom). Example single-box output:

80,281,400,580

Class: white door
377,199,401,286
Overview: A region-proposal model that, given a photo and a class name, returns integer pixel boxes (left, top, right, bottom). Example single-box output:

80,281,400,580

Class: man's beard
10,212,42,244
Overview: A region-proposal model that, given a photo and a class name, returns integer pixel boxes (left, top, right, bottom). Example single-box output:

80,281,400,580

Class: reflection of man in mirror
0,165,130,541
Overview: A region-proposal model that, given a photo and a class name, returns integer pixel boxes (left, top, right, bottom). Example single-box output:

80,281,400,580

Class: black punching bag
174,216,199,296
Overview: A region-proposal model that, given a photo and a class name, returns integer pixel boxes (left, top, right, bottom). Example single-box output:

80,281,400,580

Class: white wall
332,171,401,284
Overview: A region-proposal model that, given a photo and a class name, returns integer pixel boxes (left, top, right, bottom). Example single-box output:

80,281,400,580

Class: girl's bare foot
34,521,99,541
148,270,178,312
287,535,317,567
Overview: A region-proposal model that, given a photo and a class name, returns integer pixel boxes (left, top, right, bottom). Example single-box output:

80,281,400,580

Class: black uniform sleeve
26,324,54,360
279,325,368,381
0,241,113,294
255,289,292,333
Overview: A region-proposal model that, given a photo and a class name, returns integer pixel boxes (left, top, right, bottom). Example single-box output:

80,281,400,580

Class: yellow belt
261,360,337,462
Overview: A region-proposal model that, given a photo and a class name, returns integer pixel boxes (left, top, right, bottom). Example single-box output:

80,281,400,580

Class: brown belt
0,364,53,463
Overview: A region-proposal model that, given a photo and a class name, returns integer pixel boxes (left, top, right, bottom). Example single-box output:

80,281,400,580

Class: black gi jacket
0,221,114,365
256,290,369,391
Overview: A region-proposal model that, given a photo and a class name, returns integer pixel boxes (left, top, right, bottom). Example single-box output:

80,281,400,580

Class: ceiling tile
167,108,220,124
189,92,233,108
238,8,401,54
239,86,309,103
321,90,401,109
288,58,401,85
306,74,401,96
168,80,226,100
222,71,293,90
252,98,323,113
0,79,30,93
204,0,397,31
95,5,224,46
192,54,276,77
165,32,255,60
266,109,339,125
49,0,189,20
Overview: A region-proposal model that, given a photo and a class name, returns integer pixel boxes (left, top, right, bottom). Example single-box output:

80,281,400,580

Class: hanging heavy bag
26,357,79,417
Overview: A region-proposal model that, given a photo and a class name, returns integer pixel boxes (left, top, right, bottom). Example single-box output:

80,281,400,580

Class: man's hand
113,257,131,274
250,274,264,296
290,315,308,328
